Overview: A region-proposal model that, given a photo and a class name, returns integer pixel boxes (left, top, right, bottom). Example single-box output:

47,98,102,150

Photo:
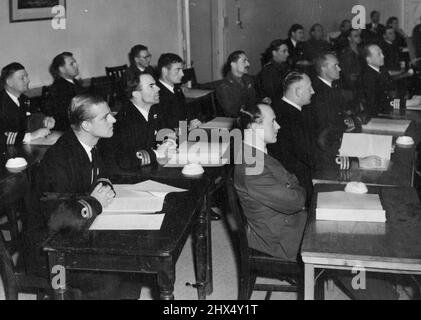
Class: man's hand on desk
156,139,178,159
91,183,115,209
43,116,56,130
29,128,51,141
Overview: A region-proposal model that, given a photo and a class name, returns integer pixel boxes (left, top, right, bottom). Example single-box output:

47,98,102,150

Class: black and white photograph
1,0,421,304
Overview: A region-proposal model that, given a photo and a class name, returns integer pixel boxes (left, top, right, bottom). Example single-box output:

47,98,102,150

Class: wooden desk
42,164,227,300
313,120,421,187
302,184,421,300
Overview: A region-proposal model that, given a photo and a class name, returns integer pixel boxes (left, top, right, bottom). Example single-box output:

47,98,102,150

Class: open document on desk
339,133,393,170
89,181,187,231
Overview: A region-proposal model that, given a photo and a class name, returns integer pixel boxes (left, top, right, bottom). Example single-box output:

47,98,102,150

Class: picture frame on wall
9,0,66,23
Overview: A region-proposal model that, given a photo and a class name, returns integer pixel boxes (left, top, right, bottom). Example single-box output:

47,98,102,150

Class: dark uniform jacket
105,100,164,169
362,66,404,116
339,46,364,93
234,145,308,261
157,80,188,130
381,40,401,71
215,72,257,117
286,38,309,67
257,61,290,103
268,98,315,205
0,89,45,145
45,77,85,131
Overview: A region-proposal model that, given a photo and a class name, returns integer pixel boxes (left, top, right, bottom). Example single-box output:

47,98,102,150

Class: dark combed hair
223,50,245,76
0,62,25,87
157,53,183,77
50,52,74,79
314,52,337,76
283,71,307,94
236,104,263,133
126,70,142,99
370,10,380,19
288,24,304,38
386,16,398,27
382,24,395,36
129,44,148,66
69,94,107,129
261,39,289,66
310,23,323,34
345,28,360,39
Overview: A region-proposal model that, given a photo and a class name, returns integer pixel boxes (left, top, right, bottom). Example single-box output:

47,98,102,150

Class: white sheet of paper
199,117,236,130
362,118,411,134
340,133,393,160
89,213,165,231
30,131,63,146
126,180,187,194
318,191,384,210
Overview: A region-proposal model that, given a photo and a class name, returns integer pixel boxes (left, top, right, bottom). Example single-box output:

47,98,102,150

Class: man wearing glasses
126,44,156,81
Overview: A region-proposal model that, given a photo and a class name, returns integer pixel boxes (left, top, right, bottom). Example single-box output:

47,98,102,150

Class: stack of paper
362,118,411,135
316,191,386,222
165,141,230,167
89,181,187,231
199,117,236,130
339,133,393,170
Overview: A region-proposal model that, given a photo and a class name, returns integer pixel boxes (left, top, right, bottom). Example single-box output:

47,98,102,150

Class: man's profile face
86,103,116,139
311,25,324,40
372,12,380,24
292,29,305,42
273,44,289,64
367,45,385,68
232,54,250,76
135,50,152,69
7,69,30,94
384,29,396,42
163,62,184,85
60,56,79,79
323,55,341,81
349,30,362,45
258,104,280,145
297,75,314,106
138,74,160,104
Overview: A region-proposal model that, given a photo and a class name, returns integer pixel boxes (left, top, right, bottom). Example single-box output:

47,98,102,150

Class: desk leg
48,252,67,300
304,264,315,300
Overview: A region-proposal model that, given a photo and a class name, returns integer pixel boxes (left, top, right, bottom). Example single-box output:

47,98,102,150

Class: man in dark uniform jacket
106,73,175,169
304,24,332,61
0,62,54,146
35,94,141,299
339,29,364,96
126,44,156,82
45,52,85,131
381,26,401,71
362,10,385,45
362,44,421,116
286,24,311,69
216,51,258,117
268,72,315,205
258,39,291,104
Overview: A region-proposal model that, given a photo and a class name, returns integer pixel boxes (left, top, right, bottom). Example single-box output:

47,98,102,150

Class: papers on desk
339,133,393,170
89,181,187,231
362,118,411,135
30,131,63,146
165,141,230,167
183,88,213,99
316,191,386,222
198,117,236,130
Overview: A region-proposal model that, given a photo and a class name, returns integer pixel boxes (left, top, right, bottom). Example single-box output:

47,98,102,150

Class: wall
0,0,182,87
223,0,404,76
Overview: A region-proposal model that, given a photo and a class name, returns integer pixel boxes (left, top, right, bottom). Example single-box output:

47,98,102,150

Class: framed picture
10,0,66,23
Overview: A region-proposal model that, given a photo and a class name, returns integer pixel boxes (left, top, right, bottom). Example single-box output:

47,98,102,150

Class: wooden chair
105,65,128,112
225,175,304,300
181,68,198,88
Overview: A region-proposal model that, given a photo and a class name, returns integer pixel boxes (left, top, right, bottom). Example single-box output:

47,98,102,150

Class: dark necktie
91,146,99,184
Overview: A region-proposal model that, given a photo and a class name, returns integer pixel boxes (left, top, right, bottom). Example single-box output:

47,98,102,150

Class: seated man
45,52,85,131
286,24,311,68
234,103,308,261
35,94,141,299
157,53,201,130
126,44,156,82
362,10,385,45
216,51,258,117
258,39,291,104
107,72,175,169
362,44,421,116
304,23,332,61
381,26,402,72
0,62,54,145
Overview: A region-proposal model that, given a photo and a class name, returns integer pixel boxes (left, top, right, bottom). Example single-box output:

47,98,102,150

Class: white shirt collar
385,39,393,45
291,39,297,47
318,76,332,88
64,78,75,84
138,66,146,72
159,80,175,94
282,97,302,112
132,101,150,122
78,139,93,162
368,64,381,73
5,89,20,107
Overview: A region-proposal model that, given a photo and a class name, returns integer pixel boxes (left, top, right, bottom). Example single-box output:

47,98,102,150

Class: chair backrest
181,68,198,88
105,65,128,82
225,174,252,268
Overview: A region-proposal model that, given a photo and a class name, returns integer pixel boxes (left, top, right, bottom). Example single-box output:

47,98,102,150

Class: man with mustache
216,51,258,117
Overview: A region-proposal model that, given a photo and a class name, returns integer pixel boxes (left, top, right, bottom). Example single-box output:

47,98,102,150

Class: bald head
364,44,385,68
